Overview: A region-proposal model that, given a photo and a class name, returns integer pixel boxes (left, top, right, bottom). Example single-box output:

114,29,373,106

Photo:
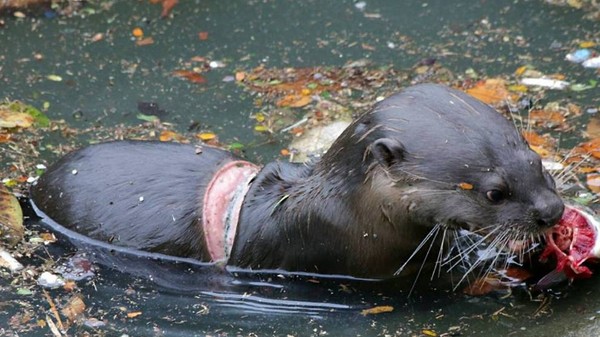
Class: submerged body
30,84,564,279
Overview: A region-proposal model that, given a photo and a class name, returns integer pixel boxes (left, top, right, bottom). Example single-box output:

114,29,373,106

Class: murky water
2,0,600,336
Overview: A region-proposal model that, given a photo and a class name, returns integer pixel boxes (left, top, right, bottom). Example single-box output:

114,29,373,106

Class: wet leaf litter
2,0,600,336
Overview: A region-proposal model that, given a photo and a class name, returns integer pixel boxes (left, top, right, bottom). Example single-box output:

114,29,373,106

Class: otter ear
372,138,406,169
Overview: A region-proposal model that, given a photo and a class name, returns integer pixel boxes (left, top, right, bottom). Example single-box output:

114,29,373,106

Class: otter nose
533,194,565,229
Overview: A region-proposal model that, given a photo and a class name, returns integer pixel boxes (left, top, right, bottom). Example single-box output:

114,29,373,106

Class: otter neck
230,153,431,278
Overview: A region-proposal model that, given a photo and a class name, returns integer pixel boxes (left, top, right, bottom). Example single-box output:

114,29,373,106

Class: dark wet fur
30,84,564,280
31,141,237,259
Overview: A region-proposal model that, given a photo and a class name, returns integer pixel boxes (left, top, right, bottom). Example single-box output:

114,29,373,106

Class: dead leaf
580,138,600,159
0,185,24,247
586,117,600,139
463,277,506,296
127,311,142,318
161,0,178,18
135,37,154,46
276,94,311,108
360,305,394,316
0,109,34,128
522,131,550,147
196,132,216,141
159,130,186,142
587,173,600,193
465,79,514,105
503,267,532,281
198,31,209,40
61,295,86,322
172,70,206,84
529,109,566,127
235,72,246,81
421,329,437,337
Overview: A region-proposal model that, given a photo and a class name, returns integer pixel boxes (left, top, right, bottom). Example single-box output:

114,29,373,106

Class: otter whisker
394,224,441,276
408,223,443,296
442,226,501,269
431,226,452,281
453,229,510,289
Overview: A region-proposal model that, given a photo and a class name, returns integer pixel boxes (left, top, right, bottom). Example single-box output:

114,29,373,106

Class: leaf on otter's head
458,182,473,190
0,184,24,247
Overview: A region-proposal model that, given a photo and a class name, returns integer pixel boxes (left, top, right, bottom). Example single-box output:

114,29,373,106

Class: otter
30,84,564,279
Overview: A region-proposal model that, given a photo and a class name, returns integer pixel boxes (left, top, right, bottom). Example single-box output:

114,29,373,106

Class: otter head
359,84,564,238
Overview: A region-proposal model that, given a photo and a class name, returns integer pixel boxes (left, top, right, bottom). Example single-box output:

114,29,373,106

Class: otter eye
486,189,505,203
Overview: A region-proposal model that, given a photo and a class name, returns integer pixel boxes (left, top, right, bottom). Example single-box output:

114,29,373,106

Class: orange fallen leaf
132,27,143,38
172,70,206,84
465,79,513,105
458,182,473,190
529,145,551,158
198,31,209,40
161,0,178,18
586,117,600,139
60,295,86,322
280,148,290,156
127,311,142,318
529,109,566,126
39,232,56,243
522,131,550,147
580,138,600,159
235,72,246,81
360,305,394,316
276,94,311,108
0,133,11,143
159,130,186,142
587,173,600,193
136,37,154,46
63,280,77,292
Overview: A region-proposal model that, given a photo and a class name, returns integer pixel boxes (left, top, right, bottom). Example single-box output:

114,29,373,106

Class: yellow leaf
422,329,437,337
197,132,216,141
360,305,394,315
507,84,528,93
254,125,270,133
0,110,34,128
580,41,597,48
255,113,265,122
514,66,528,76
46,75,63,82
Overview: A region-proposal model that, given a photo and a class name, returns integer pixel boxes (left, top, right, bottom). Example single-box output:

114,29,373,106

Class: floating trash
565,49,592,63
583,56,600,68
521,78,570,90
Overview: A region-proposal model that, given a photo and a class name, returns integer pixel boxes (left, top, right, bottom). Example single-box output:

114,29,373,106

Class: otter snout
532,193,565,229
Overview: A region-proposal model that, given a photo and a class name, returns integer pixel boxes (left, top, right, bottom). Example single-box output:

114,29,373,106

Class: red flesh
540,206,597,279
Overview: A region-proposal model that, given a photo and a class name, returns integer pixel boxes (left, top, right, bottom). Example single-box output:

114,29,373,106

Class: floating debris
0,248,23,272
583,56,600,68
565,49,592,63
521,78,570,90
38,272,66,289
